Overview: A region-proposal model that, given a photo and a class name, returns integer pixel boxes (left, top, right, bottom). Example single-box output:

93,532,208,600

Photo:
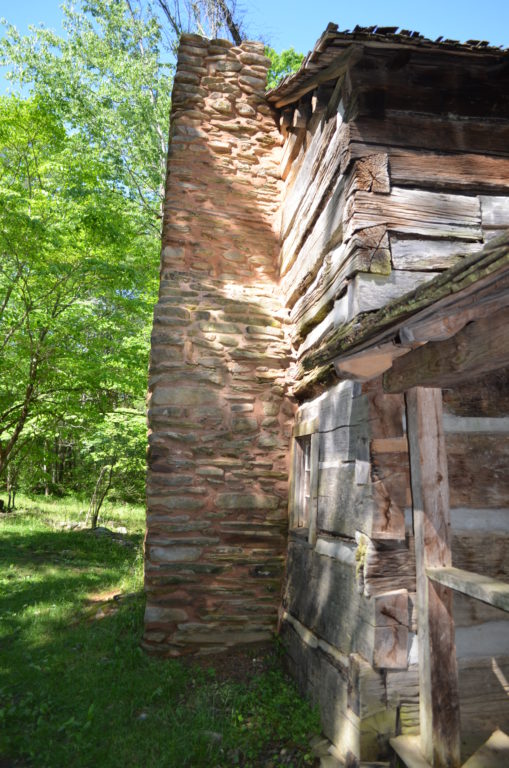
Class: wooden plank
456,620,509,659
288,435,297,528
453,592,509,628
461,729,509,768
372,589,409,670
282,148,389,281
280,126,306,180
298,236,509,381
385,308,509,392
295,270,436,355
363,379,406,439
390,735,432,768
406,387,461,767
426,567,509,613
345,187,482,241
480,196,509,228
292,236,392,341
365,432,509,512
317,379,366,432
390,235,482,271
442,415,509,433
273,44,364,108
448,435,509,509
283,540,369,658
342,270,438,321
293,417,319,437
280,117,344,269
307,431,319,546
443,369,509,417
317,464,406,541
292,103,309,128
348,50,509,120
389,151,509,193
281,173,346,307
371,437,408,453
281,115,333,240
363,532,509,599
320,423,369,463
348,114,509,158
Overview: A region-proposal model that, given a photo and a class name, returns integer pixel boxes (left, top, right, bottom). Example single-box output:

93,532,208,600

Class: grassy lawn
0,495,319,768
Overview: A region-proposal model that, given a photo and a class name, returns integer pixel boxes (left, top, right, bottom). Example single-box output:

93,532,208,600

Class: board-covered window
289,419,319,544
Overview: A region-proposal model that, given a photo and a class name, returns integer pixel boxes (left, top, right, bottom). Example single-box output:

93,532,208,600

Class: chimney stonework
143,34,293,656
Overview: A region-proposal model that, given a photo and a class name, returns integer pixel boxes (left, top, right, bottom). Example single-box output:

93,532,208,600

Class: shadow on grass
0,518,319,768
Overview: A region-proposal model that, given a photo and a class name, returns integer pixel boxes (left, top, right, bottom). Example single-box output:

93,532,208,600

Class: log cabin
144,23,509,766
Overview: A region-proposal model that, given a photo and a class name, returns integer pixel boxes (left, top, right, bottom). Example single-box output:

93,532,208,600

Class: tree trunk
7,463,17,511
87,465,114,529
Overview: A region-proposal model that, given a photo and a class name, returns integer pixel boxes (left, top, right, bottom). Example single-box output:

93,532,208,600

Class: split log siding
278,44,509,762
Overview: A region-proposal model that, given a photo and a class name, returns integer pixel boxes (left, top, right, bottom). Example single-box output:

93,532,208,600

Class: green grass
0,495,319,768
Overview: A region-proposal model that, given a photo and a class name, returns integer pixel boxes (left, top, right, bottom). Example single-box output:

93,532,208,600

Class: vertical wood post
307,432,320,546
406,387,461,768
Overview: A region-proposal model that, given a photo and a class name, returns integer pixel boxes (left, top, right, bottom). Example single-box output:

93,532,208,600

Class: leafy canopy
265,46,304,90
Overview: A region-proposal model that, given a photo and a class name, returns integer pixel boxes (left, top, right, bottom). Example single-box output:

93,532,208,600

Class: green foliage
0,1,171,493
0,497,320,767
265,46,305,90
83,407,147,502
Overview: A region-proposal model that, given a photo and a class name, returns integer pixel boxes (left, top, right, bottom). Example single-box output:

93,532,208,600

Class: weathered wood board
385,308,509,392
345,187,482,241
317,463,406,540
442,369,509,417
347,114,509,158
480,196,509,228
389,151,509,193
406,387,461,767
390,235,482,271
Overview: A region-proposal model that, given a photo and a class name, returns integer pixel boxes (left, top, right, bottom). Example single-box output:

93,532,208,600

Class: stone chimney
143,34,293,656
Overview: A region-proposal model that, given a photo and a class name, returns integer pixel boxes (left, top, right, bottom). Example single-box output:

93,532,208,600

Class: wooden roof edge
266,25,509,106
299,230,509,376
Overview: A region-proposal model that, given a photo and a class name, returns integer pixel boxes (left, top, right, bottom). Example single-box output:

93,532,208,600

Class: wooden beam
307,432,319,546
273,44,364,108
406,388,461,768
293,418,318,438
390,735,432,768
461,729,509,768
385,307,509,393
426,567,509,613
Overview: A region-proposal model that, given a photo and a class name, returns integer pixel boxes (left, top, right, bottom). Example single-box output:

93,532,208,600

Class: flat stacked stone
143,35,292,655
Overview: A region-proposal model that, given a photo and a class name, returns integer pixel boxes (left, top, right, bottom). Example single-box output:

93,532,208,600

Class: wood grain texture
406,387,461,768
442,369,509,417
280,126,306,180
389,151,509,192
348,113,509,158
281,173,346,307
372,589,409,669
385,308,509,392
345,187,482,241
292,237,391,342
280,118,346,275
480,196,509,228
426,567,509,612
390,235,482,271
273,44,364,108
317,464,406,541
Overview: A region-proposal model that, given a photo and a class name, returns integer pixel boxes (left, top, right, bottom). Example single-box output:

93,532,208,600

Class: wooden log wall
282,374,509,762
278,48,509,362
278,46,509,763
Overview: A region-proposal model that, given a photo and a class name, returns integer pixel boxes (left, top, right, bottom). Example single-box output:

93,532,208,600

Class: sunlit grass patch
0,495,319,768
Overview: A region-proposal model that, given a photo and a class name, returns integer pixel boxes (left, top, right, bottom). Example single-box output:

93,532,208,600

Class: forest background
0,0,305,517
